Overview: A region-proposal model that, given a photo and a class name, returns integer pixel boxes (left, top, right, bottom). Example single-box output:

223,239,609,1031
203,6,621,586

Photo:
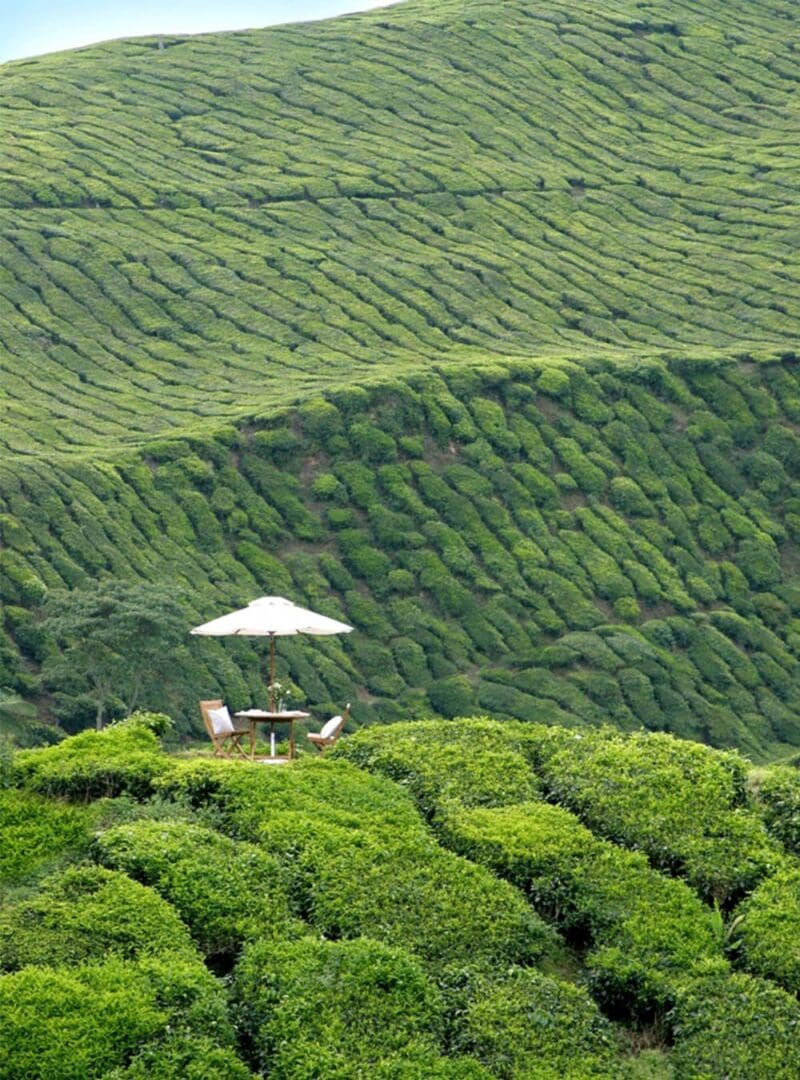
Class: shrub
669,971,800,1080
428,675,476,718
0,961,164,1080
104,1035,254,1080
736,536,782,589
614,596,640,622
310,472,341,500
157,757,555,976
0,788,94,886
0,952,233,1080
349,421,398,463
464,968,621,1079
0,738,13,787
537,368,571,398
14,714,170,801
234,936,445,1077
0,864,195,971
755,765,800,853
732,866,800,993
94,820,296,957
610,477,651,516
298,397,342,443
534,728,780,905
290,824,555,978
442,801,721,1017
156,756,423,839
335,719,541,821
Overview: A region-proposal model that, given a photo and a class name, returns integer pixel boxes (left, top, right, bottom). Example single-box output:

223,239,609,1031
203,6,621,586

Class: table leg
249,722,255,760
289,720,295,761
270,723,276,759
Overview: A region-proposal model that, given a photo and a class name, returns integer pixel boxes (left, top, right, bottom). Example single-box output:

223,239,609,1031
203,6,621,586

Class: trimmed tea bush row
522,725,783,906
338,719,785,909
233,936,487,1079
156,756,557,978
0,787,94,886
443,799,800,1076
754,764,800,855
0,864,195,971
440,798,722,1018
731,866,800,995
6,357,800,757
0,954,246,1080
14,712,172,800
93,820,300,959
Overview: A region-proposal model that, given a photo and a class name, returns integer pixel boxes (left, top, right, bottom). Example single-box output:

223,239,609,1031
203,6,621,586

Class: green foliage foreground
3,716,800,1077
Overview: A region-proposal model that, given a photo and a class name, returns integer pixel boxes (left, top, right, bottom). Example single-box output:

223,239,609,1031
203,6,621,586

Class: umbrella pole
269,633,276,711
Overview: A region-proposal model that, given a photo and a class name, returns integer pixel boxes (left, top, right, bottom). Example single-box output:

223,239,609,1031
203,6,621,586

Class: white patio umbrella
190,596,353,709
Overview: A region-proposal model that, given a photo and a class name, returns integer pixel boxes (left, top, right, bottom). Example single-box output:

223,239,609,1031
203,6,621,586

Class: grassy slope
2,0,800,754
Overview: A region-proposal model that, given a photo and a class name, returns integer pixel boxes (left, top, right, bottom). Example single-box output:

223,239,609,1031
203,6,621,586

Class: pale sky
0,1,399,63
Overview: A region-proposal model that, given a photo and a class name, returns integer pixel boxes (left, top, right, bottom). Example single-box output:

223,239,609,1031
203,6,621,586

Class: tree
42,581,187,730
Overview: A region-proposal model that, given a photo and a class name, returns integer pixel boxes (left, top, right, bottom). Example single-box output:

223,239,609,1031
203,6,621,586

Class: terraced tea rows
3,359,800,757
2,0,800,752
1,0,800,454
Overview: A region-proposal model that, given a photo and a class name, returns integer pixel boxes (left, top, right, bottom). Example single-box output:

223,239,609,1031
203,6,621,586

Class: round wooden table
234,709,310,760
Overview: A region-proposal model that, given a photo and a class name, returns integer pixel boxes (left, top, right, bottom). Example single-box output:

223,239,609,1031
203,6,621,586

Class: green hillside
2,0,800,753
2,0,799,453
3,714,800,1078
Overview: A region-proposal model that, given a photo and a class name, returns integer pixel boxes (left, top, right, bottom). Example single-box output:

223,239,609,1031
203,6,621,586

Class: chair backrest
320,715,343,740
199,699,224,743
319,702,350,742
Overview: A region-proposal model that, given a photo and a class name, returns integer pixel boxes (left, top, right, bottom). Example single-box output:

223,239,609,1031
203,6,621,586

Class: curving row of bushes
338,719,800,1077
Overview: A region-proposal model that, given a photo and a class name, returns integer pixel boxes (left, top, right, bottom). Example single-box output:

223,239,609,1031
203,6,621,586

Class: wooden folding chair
199,699,253,759
307,703,350,755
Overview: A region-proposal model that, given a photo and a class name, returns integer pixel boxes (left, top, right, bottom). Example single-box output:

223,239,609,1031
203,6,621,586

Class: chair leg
231,734,250,760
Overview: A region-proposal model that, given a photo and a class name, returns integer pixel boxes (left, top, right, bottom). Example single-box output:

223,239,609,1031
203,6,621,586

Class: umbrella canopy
191,596,352,708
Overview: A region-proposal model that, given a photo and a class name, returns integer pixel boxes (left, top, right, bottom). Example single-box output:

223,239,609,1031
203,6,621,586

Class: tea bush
532,728,781,904
156,756,424,840
7,352,800,752
755,765,800,854
442,800,722,1016
0,952,234,1080
0,864,195,970
233,936,448,1077
94,820,297,957
288,824,555,977
158,757,555,976
104,1035,254,1080
669,970,800,1080
463,968,621,1079
335,718,541,821
14,713,171,800
0,787,94,886
732,866,800,994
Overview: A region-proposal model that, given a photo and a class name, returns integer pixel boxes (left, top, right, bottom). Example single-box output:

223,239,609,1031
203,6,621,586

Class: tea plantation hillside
6,360,800,756
2,0,800,752
1,0,799,453
3,713,800,1079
